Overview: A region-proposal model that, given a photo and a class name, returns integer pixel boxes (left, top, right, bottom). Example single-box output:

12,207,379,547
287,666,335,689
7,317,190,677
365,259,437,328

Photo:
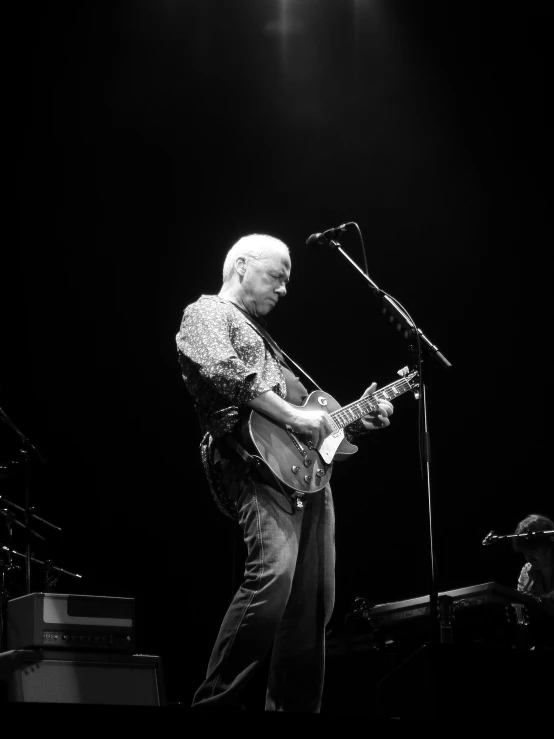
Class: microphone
482,530,498,546
305,223,351,247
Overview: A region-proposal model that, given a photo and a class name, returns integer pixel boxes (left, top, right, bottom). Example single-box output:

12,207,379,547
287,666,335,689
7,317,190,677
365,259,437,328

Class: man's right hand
288,408,335,450
247,390,335,450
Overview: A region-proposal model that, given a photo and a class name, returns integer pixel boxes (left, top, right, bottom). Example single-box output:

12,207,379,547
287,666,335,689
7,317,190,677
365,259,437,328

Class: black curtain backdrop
2,0,552,705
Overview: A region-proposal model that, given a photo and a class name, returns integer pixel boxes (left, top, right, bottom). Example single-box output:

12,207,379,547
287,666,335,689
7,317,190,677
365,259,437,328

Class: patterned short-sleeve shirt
176,294,367,519
176,295,286,439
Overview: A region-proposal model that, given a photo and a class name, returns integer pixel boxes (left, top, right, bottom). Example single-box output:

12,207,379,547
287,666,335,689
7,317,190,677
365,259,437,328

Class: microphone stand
0,539,82,652
0,404,83,653
321,230,452,646
0,404,49,595
0,509,18,654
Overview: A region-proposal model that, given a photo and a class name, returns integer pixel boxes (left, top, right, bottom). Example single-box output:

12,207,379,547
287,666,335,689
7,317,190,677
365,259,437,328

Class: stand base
376,641,553,719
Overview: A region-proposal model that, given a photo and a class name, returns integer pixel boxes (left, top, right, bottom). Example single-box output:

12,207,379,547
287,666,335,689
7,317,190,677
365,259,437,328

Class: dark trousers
192,461,335,712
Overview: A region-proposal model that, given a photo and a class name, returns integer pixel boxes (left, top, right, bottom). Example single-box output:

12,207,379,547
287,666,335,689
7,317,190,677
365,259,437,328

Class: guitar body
244,368,418,495
247,391,358,494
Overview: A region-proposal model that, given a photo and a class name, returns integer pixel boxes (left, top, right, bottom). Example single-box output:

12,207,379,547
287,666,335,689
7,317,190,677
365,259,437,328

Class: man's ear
236,257,247,277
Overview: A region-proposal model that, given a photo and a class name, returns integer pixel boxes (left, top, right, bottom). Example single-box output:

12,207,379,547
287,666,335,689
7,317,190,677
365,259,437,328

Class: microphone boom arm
331,242,452,369
482,529,554,546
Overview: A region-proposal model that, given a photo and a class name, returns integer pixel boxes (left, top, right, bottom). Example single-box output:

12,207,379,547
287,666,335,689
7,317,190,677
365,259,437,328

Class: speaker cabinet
3,650,165,705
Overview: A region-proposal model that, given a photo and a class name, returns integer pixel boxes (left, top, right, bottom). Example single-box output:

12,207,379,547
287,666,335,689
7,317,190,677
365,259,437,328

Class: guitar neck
330,375,416,430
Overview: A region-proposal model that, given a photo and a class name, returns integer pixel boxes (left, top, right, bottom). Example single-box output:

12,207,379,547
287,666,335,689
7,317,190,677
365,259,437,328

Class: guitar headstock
397,366,420,397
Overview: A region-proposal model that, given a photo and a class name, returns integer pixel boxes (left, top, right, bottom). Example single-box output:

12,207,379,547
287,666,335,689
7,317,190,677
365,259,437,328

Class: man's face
520,544,553,571
239,249,291,318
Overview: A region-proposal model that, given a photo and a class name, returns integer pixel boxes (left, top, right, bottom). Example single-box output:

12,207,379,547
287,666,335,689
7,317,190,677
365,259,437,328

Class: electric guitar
245,367,419,494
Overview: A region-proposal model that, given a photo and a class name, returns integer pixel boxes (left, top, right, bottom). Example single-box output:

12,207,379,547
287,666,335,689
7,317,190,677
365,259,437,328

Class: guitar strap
217,297,310,511
218,297,322,390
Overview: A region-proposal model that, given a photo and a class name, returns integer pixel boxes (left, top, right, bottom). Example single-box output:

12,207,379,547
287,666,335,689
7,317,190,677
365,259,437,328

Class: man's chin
257,304,275,316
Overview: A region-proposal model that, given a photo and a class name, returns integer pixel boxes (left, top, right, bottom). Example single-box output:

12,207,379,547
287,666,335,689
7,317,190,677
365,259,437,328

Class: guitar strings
334,380,406,420
330,376,415,429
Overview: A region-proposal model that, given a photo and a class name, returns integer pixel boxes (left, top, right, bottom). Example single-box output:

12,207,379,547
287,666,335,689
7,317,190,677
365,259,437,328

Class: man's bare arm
247,390,333,449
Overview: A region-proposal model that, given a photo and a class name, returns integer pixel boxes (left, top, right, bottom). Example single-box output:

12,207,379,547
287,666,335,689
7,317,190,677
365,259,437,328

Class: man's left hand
360,382,394,431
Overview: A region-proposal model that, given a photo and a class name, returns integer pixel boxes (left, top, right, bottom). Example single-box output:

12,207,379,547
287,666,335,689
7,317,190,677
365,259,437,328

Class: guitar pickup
285,425,306,455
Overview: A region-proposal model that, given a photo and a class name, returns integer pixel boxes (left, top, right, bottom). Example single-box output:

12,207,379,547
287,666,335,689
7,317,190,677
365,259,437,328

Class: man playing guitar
176,233,396,713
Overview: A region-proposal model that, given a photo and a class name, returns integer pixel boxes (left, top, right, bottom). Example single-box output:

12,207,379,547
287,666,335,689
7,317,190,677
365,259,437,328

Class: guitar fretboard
330,374,417,430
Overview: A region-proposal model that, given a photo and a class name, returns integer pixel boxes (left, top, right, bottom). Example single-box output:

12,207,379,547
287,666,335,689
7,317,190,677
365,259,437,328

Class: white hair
222,234,290,283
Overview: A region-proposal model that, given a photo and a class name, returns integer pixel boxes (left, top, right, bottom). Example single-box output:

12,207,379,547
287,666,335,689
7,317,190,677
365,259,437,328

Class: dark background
2,0,552,708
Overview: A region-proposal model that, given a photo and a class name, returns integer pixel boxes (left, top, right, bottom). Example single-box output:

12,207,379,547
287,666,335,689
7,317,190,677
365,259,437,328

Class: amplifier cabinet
7,592,135,652
6,650,165,705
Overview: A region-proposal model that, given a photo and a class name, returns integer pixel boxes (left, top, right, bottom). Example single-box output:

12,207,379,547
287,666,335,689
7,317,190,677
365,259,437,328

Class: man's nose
275,285,287,296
